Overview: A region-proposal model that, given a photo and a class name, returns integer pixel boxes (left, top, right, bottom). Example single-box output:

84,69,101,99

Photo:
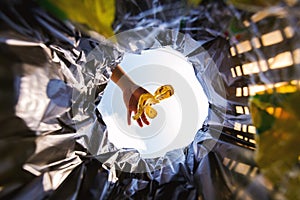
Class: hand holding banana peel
111,65,175,127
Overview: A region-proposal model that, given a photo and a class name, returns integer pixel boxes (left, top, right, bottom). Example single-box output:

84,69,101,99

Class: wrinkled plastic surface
0,0,299,199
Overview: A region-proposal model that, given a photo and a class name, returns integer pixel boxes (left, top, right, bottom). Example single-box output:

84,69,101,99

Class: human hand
122,84,151,127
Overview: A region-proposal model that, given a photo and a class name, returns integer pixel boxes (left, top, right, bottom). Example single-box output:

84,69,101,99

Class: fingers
135,113,149,127
131,110,147,127
127,110,132,125
137,118,143,127
141,113,150,125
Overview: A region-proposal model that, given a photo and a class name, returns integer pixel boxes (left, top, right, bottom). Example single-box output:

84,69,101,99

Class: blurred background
0,0,299,199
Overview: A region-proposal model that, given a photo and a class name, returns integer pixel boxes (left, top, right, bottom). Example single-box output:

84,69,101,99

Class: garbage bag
0,0,299,199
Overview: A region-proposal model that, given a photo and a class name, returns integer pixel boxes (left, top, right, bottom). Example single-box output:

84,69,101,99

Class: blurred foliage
250,84,300,198
39,0,115,37
187,0,202,6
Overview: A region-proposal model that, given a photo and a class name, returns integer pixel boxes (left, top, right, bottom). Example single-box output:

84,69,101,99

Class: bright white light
98,47,208,158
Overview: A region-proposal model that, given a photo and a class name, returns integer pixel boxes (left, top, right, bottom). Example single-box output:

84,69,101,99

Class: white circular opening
98,47,208,158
